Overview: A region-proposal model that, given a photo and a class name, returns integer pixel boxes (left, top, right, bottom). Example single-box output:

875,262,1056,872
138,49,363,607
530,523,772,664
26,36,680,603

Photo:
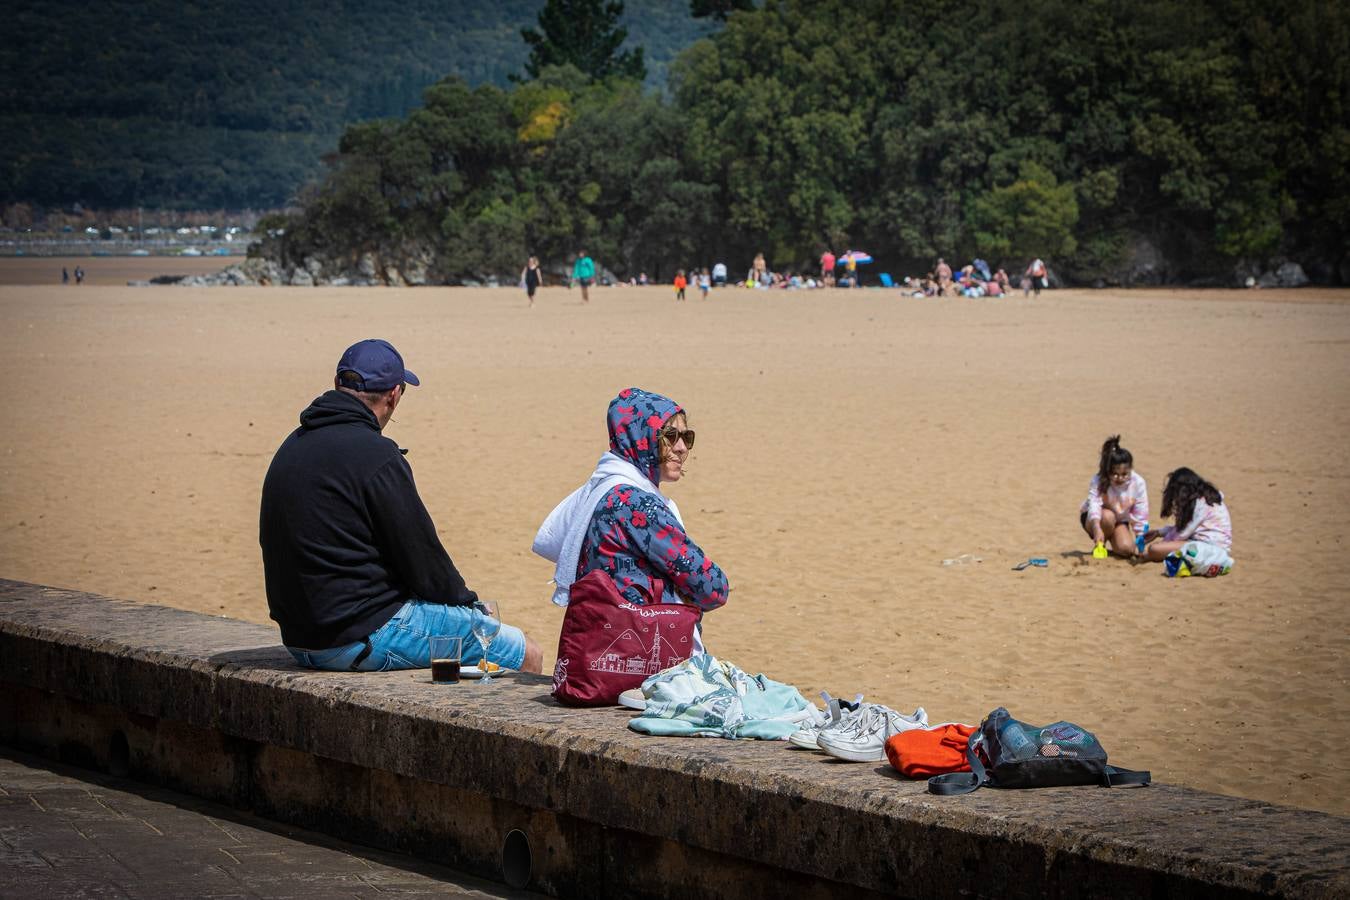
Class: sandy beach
2,259,1347,816
0,256,228,286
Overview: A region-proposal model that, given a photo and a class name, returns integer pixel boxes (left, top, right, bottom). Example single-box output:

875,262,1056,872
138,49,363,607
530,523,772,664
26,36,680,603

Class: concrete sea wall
1,578,1345,898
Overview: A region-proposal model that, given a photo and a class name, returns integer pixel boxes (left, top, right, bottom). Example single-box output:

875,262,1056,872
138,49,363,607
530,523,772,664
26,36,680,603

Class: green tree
690,0,754,21
521,0,646,82
968,161,1080,260
261,0,1350,284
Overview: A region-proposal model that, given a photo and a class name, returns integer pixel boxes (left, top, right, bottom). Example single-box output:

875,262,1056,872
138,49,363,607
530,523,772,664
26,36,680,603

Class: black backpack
928,707,1150,795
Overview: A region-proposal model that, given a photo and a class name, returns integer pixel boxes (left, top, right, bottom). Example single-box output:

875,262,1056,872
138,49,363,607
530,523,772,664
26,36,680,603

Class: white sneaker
617,688,647,710
789,697,841,749
817,704,928,762
788,693,864,749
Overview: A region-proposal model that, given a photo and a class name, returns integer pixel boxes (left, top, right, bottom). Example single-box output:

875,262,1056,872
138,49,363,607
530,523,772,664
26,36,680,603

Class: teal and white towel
628,654,816,740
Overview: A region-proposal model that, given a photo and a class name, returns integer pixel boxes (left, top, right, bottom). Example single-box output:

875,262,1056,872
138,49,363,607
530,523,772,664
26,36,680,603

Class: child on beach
1080,435,1150,558
1141,467,1232,563
520,256,542,308
674,270,687,301
698,268,711,299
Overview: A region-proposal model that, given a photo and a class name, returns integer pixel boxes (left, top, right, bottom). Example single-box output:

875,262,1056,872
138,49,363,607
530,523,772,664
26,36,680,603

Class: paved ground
0,748,532,898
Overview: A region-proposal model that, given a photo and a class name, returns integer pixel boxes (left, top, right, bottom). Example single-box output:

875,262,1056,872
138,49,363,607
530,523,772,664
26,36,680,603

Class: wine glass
472,600,502,683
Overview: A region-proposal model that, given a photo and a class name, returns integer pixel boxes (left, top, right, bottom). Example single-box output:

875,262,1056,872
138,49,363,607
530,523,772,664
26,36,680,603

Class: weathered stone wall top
2,578,1347,898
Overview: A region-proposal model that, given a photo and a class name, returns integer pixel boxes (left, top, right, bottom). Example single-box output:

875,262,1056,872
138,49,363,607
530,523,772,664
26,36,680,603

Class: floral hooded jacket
576,388,729,612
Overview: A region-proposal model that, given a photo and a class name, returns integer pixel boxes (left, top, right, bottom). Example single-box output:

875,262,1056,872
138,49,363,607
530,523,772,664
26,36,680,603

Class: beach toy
1011,558,1049,571
1092,542,1108,559
1163,554,1191,578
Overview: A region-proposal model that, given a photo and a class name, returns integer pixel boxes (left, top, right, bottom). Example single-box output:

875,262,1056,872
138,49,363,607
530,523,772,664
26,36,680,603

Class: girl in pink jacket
1142,467,1233,561
1080,435,1150,558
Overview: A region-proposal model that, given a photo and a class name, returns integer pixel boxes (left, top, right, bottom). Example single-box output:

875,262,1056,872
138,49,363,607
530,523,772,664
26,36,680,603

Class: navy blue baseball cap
335,339,419,391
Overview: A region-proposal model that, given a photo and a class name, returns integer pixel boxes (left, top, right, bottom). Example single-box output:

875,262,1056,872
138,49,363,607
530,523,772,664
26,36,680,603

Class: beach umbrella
840,250,873,264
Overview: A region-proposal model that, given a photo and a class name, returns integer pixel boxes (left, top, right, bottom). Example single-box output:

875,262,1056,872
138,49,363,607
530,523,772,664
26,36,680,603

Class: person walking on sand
1025,258,1047,296
521,256,543,308
74,265,84,285
260,338,544,675
572,249,595,303
62,267,69,284
674,269,687,302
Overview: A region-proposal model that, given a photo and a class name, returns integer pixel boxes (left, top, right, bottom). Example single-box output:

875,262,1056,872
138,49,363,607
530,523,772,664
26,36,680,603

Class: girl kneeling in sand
1080,435,1150,558
532,388,729,648
1141,467,1232,562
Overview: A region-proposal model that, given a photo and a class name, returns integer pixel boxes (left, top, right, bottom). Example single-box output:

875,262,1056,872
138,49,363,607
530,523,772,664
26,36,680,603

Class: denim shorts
288,600,527,672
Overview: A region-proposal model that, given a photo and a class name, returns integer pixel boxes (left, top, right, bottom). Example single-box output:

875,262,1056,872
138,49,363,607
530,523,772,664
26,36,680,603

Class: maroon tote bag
551,570,701,707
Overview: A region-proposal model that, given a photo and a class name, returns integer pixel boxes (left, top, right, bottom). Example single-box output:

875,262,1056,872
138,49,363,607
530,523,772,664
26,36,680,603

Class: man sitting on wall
260,338,544,674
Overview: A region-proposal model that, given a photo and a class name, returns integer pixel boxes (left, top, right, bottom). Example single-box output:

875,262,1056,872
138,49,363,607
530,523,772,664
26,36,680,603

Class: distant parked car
210,247,230,256
180,247,202,256
130,249,150,256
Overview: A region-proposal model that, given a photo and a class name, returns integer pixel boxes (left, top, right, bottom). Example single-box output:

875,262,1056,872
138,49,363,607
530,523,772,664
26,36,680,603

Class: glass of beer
429,636,462,684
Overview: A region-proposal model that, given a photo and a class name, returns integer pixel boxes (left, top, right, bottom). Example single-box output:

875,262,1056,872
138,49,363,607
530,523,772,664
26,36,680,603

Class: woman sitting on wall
532,388,729,650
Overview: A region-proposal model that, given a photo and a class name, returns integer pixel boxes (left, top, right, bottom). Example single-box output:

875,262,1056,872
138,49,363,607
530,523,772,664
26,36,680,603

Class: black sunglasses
659,426,696,449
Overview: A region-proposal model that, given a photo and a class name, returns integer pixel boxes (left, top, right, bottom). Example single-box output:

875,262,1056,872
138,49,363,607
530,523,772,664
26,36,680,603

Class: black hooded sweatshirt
259,389,477,649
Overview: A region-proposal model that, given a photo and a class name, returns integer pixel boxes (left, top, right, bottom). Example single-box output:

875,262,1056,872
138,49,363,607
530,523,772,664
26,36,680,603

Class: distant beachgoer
521,256,543,307
62,267,69,284
638,272,649,285
712,262,727,286
1025,258,1047,296
1141,467,1232,563
748,253,768,287
572,249,595,303
674,269,687,302
698,268,711,299
820,249,836,280
1080,435,1150,559
995,268,1011,293
74,266,85,285
935,258,952,293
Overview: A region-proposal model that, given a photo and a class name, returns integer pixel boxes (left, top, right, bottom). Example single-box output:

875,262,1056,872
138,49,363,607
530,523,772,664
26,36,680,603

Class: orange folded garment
885,723,977,778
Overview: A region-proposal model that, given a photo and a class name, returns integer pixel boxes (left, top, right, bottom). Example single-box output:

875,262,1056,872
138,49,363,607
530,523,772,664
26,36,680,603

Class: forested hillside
0,0,715,209
259,0,1350,286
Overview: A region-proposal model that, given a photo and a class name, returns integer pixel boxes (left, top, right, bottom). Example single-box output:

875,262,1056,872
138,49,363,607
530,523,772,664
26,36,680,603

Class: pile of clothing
623,654,969,774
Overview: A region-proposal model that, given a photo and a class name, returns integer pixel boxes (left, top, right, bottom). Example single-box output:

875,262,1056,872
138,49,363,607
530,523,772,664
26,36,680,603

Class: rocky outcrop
1275,261,1310,287
1237,259,1312,289
1118,234,1168,286
1078,233,1170,287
